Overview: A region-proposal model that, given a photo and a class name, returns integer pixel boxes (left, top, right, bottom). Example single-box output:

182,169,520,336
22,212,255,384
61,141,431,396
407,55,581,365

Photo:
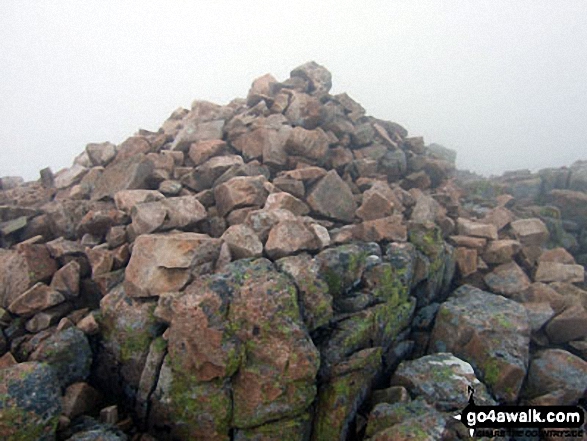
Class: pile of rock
0,62,585,441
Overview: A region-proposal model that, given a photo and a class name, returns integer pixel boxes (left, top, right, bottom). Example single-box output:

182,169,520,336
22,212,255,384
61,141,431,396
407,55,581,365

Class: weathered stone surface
135,337,167,422
25,303,72,333
91,156,154,201
171,117,225,151
522,302,555,332
154,259,319,439
306,170,356,222
353,215,407,242
50,260,80,299
265,219,319,259
62,382,102,419
0,362,62,441
86,247,114,278
124,233,222,297
0,248,57,309
99,284,159,391
215,176,270,217
221,224,263,259
482,239,521,264
510,218,550,246
29,327,92,389
457,217,498,240
276,253,333,331
429,285,531,402
86,142,117,167
285,127,329,162
539,247,576,264
391,353,495,410
244,208,297,243
312,348,382,441
246,73,277,107
188,139,228,166
356,183,397,221
365,399,447,441
55,164,89,189
448,235,487,250
483,262,531,297
291,61,332,96
548,189,587,228
113,189,164,214
535,261,584,283
263,192,309,216
482,206,514,231
8,283,65,317
523,349,587,405
114,136,152,164
130,196,207,235
549,282,587,310
545,304,587,344
454,247,477,277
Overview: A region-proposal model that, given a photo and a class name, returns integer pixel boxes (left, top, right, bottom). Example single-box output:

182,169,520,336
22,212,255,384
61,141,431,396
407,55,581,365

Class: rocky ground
0,62,585,441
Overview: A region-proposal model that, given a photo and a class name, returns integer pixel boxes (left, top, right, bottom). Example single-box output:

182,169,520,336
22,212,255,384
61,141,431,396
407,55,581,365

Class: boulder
454,247,477,277
510,218,549,246
457,218,498,240
364,399,447,441
290,61,332,95
221,224,263,259
124,233,222,297
353,215,407,242
534,261,584,283
263,192,309,216
7,283,65,317
284,92,323,129
29,327,92,389
114,189,165,214
276,253,333,331
523,349,587,405
99,285,160,390
390,353,495,410
246,73,277,106
91,155,154,201
482,239,521,264
483,262,531,297
265,219,320,259
0,362,62,441
130,196,207,235
152,259,319,439
285,127,329,162
188,139,228,166
214,176,270,217
429,285,531,402
545,304,587,344
306,170,356,222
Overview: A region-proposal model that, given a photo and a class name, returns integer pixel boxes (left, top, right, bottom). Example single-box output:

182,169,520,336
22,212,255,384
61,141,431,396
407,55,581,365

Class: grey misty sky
1,1,586,181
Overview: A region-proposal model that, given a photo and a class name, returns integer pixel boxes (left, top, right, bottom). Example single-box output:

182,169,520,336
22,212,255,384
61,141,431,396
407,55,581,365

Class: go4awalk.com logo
453,387,586,439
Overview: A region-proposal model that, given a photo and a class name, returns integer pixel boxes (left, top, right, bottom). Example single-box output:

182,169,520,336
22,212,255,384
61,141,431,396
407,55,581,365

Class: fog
1,0,587,181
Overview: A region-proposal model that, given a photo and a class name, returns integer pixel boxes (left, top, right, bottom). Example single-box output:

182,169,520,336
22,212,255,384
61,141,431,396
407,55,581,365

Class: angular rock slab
152,259,319,439
124,233,222,298
29,327,92,389
523,349,587,406
429,285,531,402
306,170,356,222
312,348,382,441
390,353,495,411
483,261,531,297
99,284,160,390
91,155,154,201
365,399,447,441
0,362,62,441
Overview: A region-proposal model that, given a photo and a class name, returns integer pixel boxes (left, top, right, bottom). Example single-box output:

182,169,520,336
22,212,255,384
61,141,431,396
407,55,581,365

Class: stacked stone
0,62,584,441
